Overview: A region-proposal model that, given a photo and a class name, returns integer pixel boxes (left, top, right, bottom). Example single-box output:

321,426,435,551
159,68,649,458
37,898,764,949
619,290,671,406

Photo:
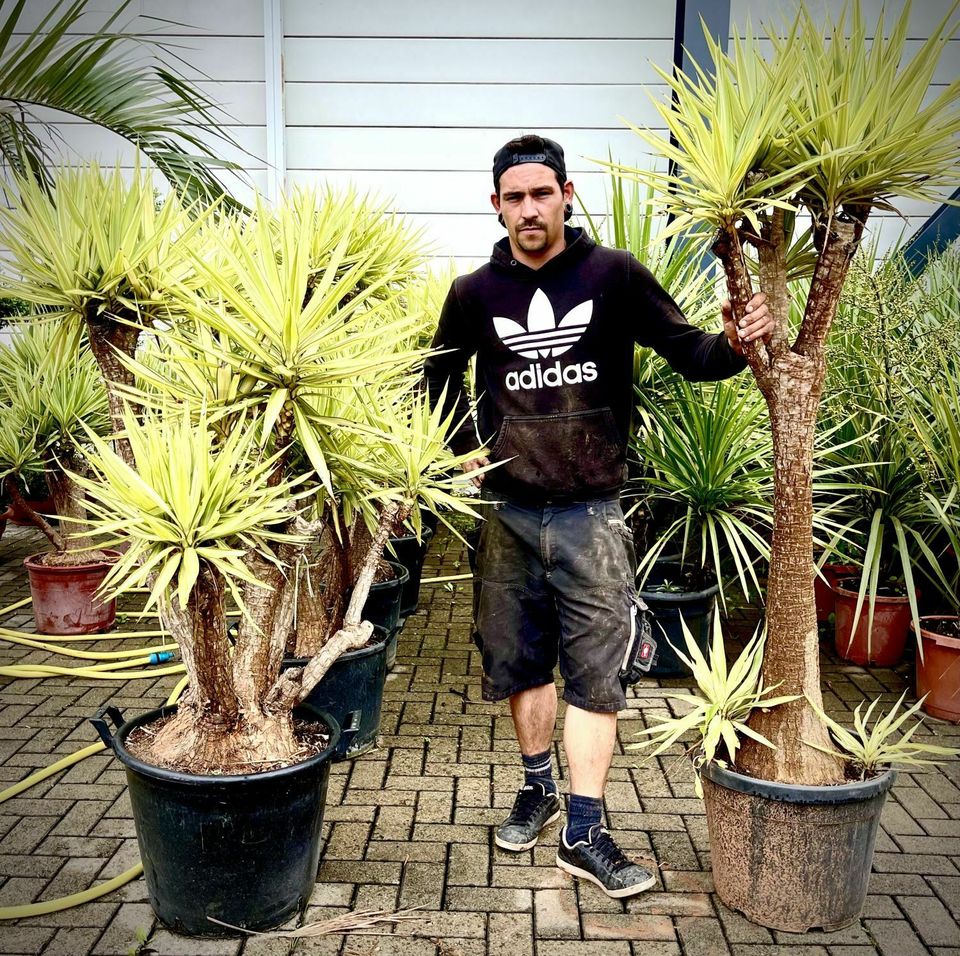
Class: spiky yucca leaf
629,606,797,795
72,405,308,614
805,693,959,780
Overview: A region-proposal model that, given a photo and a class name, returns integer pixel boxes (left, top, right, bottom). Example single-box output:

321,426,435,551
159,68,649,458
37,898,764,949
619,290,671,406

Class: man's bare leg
563,705,616,798
509,682,558,754
495,683,562,852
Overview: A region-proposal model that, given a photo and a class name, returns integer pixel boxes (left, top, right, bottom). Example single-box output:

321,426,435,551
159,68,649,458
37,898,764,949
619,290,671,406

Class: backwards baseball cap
492,135,566,191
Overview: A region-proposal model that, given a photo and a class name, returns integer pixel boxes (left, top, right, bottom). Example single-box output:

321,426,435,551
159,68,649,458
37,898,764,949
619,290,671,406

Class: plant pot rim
701,760,897,805
109,703,341,787
286,624,389,669
369,560,410,587
834,578,912,604
912,616,960,650
24,549,121,574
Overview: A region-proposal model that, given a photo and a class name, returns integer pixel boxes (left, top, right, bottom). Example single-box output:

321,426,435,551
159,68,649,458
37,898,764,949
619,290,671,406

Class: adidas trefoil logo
494,289,593,359
493,289,597,392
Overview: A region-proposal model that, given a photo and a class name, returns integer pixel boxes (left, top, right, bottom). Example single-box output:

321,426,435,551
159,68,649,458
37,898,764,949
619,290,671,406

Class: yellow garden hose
0,673,190,920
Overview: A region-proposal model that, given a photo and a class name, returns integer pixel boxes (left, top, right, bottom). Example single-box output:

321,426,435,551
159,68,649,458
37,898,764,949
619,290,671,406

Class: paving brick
447,886,532,912
865,919,930,956
676,916,732,955
534,888,581,939
897,895,960,947
581,912,675,940
399,861,444,909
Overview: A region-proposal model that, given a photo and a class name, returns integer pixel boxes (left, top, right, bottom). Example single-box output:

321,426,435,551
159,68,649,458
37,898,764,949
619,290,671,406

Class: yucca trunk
714,214,865,784
138,504,405,773
84,307,141,469
44,448,96,559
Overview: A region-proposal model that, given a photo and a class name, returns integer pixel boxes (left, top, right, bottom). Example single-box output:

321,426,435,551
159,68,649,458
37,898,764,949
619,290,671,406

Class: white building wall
12,0,959,266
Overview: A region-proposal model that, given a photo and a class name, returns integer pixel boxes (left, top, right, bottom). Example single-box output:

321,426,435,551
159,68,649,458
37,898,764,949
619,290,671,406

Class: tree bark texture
44,449,95,558
713,214,866,785
5,474,62,550
83,309,141,470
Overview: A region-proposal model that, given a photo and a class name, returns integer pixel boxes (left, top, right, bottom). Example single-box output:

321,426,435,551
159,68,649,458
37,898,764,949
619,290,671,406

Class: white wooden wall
13,0,960,267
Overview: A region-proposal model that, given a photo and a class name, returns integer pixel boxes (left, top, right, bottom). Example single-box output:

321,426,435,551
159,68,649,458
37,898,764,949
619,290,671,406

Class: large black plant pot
387,525,435,618
285,626,388,760
91,702,340,937
639,560,719,676
360,560,408,669
702,761,896,932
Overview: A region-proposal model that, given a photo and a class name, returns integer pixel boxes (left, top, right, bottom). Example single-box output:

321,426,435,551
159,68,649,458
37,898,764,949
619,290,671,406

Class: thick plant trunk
143,565,302,772
736,357,845,784
713,214,864,785
44,452,96,558
293,528,348,657
5,474,62,550
84,310,141,469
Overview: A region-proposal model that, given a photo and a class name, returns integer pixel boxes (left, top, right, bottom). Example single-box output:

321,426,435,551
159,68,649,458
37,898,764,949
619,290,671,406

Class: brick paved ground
1,521,958,956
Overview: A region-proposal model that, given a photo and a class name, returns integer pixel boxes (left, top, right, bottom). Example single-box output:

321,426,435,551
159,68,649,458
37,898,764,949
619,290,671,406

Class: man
424,134,772,898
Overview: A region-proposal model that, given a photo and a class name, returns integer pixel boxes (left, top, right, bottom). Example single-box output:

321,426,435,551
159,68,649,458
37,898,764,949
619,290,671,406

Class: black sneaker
556,824,656,898
494,782,562,851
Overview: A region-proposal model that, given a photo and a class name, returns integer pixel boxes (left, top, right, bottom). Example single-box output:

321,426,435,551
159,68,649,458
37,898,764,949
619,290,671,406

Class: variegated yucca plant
59,186,482,772
612,1,960,785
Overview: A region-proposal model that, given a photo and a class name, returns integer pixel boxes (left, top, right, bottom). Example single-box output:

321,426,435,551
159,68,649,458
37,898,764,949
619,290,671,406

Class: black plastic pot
90,703,340,937
360,560,408,652
387,525,435,618
285,625,387,760
702,760,896,932
639,561,719,676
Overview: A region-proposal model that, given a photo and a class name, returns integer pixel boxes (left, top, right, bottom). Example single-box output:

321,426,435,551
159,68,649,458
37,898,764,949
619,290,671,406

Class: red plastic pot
7,496,55,526
24,551,118,635
833,579,915,667
814,562,858,623
913,617,960,723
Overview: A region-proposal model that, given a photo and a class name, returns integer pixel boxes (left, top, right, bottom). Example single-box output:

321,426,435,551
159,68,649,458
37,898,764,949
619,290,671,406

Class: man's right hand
463,456,490,489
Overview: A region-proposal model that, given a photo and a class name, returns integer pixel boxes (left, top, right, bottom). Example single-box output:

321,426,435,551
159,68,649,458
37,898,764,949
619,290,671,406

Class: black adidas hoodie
424,227,747,503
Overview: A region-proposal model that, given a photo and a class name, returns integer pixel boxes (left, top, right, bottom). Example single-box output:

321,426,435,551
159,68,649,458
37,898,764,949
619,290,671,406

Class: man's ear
563,180,575,204
490,192,501,214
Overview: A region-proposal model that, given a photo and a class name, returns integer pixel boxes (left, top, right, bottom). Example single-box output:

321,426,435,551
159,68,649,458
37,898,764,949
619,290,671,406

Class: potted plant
0,323,114,633
68,187,481,936
907,352,960,721
632,612,958,931
612,2,960,929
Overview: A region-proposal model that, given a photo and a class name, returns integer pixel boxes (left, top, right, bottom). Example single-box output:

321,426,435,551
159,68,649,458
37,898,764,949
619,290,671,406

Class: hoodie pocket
489,408,625,497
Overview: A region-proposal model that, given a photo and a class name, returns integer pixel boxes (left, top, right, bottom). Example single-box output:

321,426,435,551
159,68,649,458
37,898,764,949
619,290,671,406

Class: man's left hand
721,292,774,355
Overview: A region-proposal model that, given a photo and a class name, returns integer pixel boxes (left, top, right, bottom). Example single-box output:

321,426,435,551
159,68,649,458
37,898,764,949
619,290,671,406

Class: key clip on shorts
618,596,658,684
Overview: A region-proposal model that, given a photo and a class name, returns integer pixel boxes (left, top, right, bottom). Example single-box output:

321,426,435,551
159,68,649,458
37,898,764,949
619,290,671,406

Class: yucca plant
805,693,959,781
0,0,241,207
71,188,481,772
629,607,797,795
614,3,960,784
0,322,109,557
0,162,203,466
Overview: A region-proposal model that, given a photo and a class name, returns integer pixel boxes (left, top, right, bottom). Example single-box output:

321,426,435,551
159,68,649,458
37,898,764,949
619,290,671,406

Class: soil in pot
913,616,960,723
834,578,915,667
702,760,896,932
284,625,388,759
24,550,118,635
100,703,340,937
639,561,719,677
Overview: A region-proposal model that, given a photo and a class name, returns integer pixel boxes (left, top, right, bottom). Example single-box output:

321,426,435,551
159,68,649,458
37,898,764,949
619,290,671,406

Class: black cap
492,135,566,191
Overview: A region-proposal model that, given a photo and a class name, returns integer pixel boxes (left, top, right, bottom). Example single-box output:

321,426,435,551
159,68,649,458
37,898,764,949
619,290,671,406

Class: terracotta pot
7,495,56,526
813,562,858,623
913,616,960,723
24,551,118,635
702,761,895,932
833,578,915,667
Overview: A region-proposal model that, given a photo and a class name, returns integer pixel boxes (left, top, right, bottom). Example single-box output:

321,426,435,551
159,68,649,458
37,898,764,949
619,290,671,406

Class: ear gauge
563,203,573,221
497,213,505,227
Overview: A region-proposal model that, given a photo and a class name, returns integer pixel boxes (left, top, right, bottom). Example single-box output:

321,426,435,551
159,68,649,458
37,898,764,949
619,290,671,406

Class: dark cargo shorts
471,492,638,713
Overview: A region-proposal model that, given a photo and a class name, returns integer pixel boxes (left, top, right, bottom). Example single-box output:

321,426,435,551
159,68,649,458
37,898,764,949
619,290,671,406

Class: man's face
492,164,574,261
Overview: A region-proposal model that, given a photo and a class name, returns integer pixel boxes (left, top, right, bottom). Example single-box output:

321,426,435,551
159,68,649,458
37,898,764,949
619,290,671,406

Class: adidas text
505,360,598,391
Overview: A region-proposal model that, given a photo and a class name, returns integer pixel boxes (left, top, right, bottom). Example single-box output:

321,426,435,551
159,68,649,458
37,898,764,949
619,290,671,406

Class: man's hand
463,456,490,489
722,292,774,355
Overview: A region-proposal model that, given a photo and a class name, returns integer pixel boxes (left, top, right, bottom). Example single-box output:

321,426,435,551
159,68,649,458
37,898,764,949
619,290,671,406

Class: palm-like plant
0,162,202,465
0,322,109,557
614,4,960,784
0,0,241,206
71,188,481,773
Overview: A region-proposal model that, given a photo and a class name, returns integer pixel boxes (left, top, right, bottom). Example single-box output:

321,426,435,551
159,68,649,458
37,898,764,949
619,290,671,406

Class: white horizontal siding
282,1,678,38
